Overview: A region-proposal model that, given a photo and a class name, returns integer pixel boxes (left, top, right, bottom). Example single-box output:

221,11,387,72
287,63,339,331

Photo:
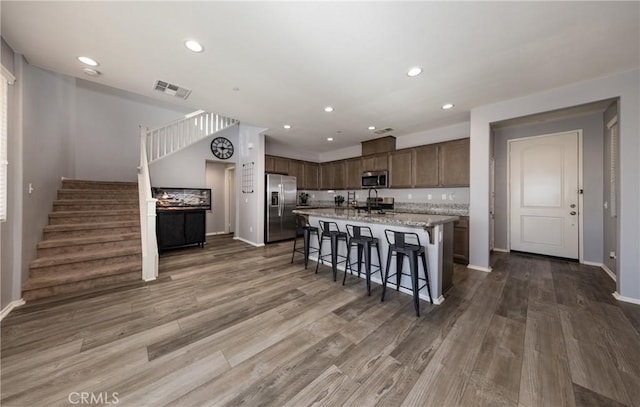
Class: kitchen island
292,207,458,304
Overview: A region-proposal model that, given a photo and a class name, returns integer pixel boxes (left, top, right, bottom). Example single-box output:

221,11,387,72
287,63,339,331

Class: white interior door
509,131,579,259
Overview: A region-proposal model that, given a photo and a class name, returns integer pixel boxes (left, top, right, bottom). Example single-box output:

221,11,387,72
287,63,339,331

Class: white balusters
144,111,237,164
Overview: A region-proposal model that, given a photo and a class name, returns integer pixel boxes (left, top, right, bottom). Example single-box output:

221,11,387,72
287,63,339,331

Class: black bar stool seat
381,229,433,316
316,221,349,281
344,224,382,296
291,215,320,269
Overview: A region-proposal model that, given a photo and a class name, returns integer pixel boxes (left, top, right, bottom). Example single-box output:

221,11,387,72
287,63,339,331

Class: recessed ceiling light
327,137,334,141
441,103,455,110
82,68,101,77
283,124,292,129
368,126,376,130
78,56,99,66
324,106,334,113
407,67,423,77
184,40,204,53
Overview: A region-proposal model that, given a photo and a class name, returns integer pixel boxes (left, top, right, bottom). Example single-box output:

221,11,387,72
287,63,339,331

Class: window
1,65,15,222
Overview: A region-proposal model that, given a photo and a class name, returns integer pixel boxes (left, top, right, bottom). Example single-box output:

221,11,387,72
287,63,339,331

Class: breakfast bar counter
293,208,458,304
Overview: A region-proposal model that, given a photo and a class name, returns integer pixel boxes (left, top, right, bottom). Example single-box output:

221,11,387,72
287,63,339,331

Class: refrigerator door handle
278,185,283,217
280,184,285,216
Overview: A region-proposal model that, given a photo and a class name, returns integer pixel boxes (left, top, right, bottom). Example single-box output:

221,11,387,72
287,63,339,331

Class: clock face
210,137,234,160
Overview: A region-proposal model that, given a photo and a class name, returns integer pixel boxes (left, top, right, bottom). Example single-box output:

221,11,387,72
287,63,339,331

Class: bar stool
381,229,433,316
291,214,320,269
344,224,382,296
316,221,349,281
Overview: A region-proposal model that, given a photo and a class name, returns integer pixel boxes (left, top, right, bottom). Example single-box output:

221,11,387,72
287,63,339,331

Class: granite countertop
301,201,469,216
293,207,459,228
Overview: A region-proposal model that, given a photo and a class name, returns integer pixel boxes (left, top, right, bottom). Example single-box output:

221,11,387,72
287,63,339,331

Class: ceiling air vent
374,127,394,135
153,80,192,100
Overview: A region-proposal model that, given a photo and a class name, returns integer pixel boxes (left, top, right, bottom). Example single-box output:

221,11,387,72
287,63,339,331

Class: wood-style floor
1,234,639,407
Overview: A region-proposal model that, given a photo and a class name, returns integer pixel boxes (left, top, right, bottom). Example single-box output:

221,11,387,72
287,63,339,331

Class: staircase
22,179,143,301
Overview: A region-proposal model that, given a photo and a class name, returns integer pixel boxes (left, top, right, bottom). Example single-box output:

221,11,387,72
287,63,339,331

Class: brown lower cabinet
453,216,469,265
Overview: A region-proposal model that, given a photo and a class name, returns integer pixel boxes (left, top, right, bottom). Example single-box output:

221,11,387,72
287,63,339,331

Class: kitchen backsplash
302,187,470,204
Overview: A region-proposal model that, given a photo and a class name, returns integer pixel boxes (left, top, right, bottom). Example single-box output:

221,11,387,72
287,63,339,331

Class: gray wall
205,161,227,234
75,80,191,182
602,101,618,274
149,125,239,188
21,62,77,284
492,112,604,263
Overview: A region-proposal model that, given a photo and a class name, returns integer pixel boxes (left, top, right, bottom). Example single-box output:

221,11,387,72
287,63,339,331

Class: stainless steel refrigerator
265,174,297,242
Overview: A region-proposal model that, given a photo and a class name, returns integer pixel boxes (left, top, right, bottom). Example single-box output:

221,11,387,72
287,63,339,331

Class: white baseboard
613,292,640,305
600,264,616,282
206,231,228,236
233,236,265,247
492,247,509,253
467,264,492,273
581,261,617,283
0,299,25,321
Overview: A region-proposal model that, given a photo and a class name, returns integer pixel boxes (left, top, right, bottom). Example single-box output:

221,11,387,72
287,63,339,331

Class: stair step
43,220,140,239
23,261,142,291
29,247,142,276
48,209,139,225
61,179,138,190
58,189,138,200
37,233,141,257
53,200,139,211
22,269,142,302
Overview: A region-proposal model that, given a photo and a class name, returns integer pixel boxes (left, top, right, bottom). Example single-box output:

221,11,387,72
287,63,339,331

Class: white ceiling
2,2,638,152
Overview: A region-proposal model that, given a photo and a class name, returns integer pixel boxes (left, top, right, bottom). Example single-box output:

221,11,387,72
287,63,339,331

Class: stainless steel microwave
361,171,388,189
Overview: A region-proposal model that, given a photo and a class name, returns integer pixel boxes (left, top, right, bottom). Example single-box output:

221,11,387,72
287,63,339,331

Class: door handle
279,185,284,217
570,211,577,215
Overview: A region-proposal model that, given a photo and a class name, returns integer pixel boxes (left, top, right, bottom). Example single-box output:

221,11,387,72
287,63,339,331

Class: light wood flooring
1,234,639,406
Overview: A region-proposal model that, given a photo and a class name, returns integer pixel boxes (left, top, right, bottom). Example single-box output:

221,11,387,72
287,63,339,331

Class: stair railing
146,111,238,163
138,111,238,280
138,126,158,281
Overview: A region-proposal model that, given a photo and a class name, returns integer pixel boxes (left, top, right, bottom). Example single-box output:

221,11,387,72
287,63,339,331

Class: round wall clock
210,136,234,160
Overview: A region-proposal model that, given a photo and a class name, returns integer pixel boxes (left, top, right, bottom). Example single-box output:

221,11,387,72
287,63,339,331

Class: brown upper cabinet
361,153,389,172
320,161,346,190
439,138,470,187
413,144,440,187
265,155,289,174
319,162,332,190
332,161,346,190
265,136,468,191
288,160,304,185
303,162,319,190
361,136,396,156
389,149,413,188
345,158,362,189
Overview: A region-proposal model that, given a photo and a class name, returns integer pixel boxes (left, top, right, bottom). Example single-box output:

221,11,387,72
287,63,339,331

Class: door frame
225,166,236,234
506,130,584,262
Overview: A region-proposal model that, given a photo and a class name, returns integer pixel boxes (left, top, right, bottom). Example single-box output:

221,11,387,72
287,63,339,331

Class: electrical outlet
427,194,432,200
408,193,412,200
609,251,616,259
441,193,447,200
249,226,253,233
